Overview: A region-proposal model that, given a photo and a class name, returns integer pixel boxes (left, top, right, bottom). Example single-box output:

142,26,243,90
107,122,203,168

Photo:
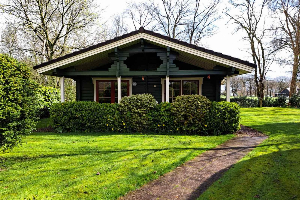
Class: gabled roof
34,27,256,74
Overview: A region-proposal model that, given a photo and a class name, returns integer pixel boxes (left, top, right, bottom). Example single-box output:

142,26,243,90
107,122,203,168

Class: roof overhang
34,28,256,75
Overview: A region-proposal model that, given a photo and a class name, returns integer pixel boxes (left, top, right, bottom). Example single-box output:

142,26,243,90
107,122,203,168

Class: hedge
51,101,119,132
51,94,240,135
0,54,39,150
222,96,287,108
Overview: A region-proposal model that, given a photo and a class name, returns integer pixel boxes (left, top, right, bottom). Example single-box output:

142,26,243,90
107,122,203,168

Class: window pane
166,81,181,102
98,82,111,99
183,80,198,95
115,81,129,97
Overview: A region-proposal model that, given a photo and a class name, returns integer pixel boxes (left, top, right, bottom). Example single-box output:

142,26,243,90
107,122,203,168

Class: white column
226,75,231,102
117,76,121,103
60,76,65,102
166,76,170,102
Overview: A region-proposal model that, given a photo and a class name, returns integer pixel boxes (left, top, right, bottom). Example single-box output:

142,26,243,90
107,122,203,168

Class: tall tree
151,0,190,39
184,0,220,45
125,1,156,31
270,0,300,96
1,0,99,62
226,0,273,107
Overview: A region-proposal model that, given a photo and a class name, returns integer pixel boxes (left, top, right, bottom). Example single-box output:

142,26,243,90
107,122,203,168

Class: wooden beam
56,70,229,76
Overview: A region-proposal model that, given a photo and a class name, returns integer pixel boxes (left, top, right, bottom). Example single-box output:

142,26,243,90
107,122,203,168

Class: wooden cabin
34,27,255,103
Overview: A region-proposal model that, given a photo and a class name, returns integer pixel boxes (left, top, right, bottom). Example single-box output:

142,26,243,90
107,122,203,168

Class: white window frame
92,77,133,102
161,77,203,102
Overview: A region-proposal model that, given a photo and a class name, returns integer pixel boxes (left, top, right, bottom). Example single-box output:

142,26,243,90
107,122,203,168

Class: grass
0,127,233,199
200,107,300,200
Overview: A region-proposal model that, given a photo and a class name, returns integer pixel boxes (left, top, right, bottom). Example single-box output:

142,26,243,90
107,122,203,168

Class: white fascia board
37,33,254,74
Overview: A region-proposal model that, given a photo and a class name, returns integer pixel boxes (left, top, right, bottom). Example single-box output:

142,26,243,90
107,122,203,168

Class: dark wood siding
76,77,94,101
132,76,162,102
202,76,223,101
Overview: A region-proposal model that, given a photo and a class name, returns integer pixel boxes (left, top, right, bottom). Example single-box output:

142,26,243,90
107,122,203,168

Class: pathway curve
120,128,267,200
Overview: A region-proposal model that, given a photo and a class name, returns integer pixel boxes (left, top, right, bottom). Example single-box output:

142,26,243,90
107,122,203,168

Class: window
162,78,202,102
96,80,129,103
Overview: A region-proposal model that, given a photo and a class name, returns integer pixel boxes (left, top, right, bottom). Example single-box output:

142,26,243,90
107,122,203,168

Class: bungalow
33,27,256,103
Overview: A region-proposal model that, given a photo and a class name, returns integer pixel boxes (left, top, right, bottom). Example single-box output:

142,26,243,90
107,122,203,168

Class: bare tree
184,0,220,45
270,0,300,96
1,0,99,62
151,0,191,39
226,0,273,107
108,14,129,39
125,1,156,31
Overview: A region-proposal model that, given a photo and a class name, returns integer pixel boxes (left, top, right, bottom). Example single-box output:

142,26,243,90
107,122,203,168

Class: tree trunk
289,55,299,97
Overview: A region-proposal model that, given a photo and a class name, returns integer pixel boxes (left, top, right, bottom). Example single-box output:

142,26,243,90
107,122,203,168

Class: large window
96,80,129,103
163,79,201,102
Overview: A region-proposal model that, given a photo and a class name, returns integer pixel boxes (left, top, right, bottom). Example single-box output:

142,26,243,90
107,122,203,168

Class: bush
230,96,259,107
274,96,287,107
206,102,240,135
148,102,176,133
51,101,119,132
172,95,211,134
50,95,240,136
37,86,60,118
118,94,157,132
262,97,276,107
0,54,39,150
290,94,300,108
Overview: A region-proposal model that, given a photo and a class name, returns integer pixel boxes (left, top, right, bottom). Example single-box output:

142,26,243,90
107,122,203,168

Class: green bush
230,97,259,107
172,95,211,134
37,86,60,118
290,94,300,108
274,96,287,107
50,102,119,132
262,97,275,107
149,102,176,133
118,94,157,132
0,54,39,150
206,102,240,135
50,95,240,136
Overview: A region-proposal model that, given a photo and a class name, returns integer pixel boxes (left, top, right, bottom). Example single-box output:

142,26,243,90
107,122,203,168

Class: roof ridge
33,27,256,70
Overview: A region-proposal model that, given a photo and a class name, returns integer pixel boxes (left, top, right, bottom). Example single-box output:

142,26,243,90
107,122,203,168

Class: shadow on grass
196,148,300,200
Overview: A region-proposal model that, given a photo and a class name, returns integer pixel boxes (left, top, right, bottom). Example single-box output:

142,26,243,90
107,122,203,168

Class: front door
96,80,129,103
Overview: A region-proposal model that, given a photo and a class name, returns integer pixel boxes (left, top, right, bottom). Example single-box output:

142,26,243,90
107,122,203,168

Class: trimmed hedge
172,95,211,134
223,96,288,108
205,102,240,135
290,94,300,108
51,101,119,132
0,54,39,150
118,94,157,132
51,94,240,135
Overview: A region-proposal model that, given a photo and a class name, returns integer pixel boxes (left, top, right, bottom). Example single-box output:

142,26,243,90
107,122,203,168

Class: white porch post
117,76,121,103
60,76,65,102
226,75,231,102
166,76,170,102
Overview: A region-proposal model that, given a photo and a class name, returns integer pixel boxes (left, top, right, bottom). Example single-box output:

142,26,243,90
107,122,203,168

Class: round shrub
172,95,211,134
118,94,157,132
206,102,240,135
0,54,39,150
290,94,300,107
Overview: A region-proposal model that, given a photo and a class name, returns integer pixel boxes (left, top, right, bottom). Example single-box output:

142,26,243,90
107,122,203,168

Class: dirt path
120,126,267,200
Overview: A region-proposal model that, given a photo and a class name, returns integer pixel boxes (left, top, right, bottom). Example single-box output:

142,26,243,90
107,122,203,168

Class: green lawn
0,129,233,199
200,107,300,200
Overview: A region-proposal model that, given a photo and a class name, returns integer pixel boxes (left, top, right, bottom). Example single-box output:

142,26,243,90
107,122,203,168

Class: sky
0,0,292,79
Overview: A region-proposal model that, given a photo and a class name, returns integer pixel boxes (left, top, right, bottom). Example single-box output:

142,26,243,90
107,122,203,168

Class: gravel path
120,127,267,200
